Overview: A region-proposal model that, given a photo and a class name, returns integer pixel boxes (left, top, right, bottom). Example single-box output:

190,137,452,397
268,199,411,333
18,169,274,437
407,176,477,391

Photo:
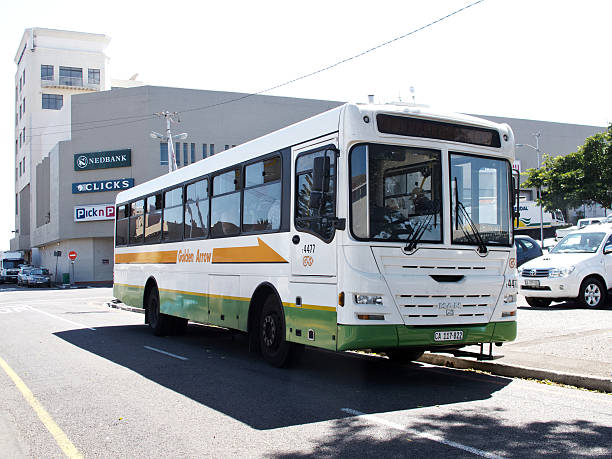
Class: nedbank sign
74,149,131,171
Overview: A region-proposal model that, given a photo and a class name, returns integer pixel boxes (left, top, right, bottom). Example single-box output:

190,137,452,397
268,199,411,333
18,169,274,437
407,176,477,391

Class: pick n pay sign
74,204,115,222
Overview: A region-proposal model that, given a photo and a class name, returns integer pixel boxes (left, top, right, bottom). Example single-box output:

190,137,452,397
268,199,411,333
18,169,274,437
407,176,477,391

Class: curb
419,352,612,393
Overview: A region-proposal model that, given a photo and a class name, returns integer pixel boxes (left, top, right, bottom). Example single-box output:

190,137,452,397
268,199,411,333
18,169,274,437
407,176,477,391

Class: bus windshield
450,153,511,246
350,144,442,242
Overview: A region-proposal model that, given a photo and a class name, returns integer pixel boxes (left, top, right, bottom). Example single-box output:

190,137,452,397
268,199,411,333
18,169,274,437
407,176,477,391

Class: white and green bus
113,103,518,367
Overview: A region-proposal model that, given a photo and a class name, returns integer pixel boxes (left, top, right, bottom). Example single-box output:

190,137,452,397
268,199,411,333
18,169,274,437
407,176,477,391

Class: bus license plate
524,279,540,287
434,331,463,342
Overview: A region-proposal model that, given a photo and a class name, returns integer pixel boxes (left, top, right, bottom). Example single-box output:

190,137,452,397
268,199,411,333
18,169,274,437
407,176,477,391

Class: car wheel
578,277,605,309
385,349,424,364
259,295,302,367
146,285,172,336
525,297,552,307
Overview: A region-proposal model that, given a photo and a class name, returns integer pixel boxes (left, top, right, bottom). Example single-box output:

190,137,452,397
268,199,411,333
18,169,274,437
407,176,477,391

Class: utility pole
517,132,544,243
150,111,188,173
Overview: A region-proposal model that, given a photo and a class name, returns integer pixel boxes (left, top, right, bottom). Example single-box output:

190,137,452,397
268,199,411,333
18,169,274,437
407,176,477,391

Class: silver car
26,268,52,287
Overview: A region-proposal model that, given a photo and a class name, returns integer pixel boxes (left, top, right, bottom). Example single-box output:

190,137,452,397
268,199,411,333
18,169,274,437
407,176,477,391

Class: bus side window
129,200,144,245
211,168,241,237
145,194,163,243
295,148,336,241
163,187,184,242
243,156,281,233
185,178,209,239
115,204,129,246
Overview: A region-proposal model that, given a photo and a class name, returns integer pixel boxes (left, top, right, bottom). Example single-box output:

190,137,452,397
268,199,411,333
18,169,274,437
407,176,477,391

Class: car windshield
550,232,605,253
3,260,23,269
31,268,49,275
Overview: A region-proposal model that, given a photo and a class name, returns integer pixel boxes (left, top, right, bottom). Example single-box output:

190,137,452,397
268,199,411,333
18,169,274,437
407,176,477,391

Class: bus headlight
354,294,383,305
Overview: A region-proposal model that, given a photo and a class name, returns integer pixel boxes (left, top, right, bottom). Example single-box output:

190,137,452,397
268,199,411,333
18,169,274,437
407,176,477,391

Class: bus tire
385,349,424,364
146,286,171,336
259,295,298,368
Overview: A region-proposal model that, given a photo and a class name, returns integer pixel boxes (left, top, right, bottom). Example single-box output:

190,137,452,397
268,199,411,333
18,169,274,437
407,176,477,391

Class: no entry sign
69,251,78,261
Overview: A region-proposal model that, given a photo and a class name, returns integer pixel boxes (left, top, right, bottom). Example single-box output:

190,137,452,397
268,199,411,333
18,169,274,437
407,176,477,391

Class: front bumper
519,275,580,298
337,321,517,351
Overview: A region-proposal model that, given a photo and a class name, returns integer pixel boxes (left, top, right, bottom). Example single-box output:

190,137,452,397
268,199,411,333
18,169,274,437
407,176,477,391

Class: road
0,287,610,458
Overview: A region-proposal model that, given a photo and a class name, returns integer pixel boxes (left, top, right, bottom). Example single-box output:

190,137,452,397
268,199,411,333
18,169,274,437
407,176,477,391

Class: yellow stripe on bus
115,251,177,264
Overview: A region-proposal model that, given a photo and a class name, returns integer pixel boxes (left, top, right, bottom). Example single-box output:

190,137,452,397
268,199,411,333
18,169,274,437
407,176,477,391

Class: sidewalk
420,297,612,392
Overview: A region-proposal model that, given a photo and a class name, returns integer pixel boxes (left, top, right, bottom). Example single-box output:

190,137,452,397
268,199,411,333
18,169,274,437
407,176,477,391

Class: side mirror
312,156,331,193
604,245,612,255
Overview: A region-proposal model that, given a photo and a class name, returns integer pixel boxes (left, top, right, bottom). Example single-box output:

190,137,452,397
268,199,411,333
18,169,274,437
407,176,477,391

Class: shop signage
72,178,134,194
74,204,115,222
74,149,131,171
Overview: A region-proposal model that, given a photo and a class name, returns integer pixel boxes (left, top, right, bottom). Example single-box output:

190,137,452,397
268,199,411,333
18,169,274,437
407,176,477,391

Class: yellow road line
0,355,83,459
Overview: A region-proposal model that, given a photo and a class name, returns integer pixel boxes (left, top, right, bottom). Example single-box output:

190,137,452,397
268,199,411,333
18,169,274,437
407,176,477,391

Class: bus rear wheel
147,286,172,336
259,296,301,367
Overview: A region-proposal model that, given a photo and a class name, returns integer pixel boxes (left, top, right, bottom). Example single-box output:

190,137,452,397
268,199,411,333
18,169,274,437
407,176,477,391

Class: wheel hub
584,284,601,306
263,315,276,347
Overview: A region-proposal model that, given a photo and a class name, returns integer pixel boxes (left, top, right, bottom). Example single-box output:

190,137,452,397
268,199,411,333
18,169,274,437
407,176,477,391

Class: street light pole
517,132,544,243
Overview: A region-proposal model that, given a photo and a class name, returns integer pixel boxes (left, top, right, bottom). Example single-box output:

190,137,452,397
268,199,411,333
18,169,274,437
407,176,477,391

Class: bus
113,103,518,367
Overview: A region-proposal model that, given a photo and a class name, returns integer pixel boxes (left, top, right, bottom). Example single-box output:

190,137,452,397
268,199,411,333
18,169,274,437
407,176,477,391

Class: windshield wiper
453,178,487,254
403,200,440,253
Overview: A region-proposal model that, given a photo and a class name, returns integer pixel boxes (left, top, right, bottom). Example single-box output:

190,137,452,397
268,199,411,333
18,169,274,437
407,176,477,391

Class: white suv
519,225,612,308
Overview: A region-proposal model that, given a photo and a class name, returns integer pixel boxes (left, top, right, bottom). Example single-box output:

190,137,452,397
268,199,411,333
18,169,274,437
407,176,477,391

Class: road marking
0,355,83,459
341,408,502,459
28,307,96,331
0,305,31,314
144,346,188,361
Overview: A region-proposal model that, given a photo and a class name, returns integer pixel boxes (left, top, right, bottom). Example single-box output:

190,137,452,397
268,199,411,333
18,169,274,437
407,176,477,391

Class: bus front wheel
147,286,172,336
259,296,301,367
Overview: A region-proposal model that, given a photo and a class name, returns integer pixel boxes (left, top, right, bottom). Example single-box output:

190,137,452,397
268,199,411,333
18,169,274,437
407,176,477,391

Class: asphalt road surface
0,287,610,458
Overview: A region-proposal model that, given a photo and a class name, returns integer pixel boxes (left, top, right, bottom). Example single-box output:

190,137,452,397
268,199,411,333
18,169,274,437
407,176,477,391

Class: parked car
515,235,543,267
519,227,612,308
17,266,34,286
555,217,604,240
25,267,52,287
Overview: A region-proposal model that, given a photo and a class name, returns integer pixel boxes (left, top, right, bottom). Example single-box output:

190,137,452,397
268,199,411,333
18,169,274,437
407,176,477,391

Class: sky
1,0,611,250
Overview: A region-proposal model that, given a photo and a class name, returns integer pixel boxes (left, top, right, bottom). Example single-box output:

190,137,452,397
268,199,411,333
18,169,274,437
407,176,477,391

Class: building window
210,144,215,156
19,161,22,177
19,132,22,148
88,68,100,85
15,140,18,155
22,69,25,86
183,143,188,166
59,66,83,86
175,142,181,166
15,112,18,126
15,194,18,215
19,104,22,120
22,98,25,115
160,142,168,165
42,94,63,110
202,144,207,158
22,158,25,174
22,127,25,144
19,76,22,92
191,143,195,163
225,145,229,150
41,65,54,81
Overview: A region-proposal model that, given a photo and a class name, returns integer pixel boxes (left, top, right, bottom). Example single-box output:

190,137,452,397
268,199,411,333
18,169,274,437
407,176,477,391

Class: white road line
341,408,503,459
144,346,189,361
28,306,96,331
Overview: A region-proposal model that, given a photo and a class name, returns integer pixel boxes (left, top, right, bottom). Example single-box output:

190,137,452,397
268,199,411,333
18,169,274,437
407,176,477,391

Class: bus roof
116,103,513,205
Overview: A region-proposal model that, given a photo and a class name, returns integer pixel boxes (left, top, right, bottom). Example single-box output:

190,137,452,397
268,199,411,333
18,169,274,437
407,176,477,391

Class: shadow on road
54,323,513,431
271,411,611,458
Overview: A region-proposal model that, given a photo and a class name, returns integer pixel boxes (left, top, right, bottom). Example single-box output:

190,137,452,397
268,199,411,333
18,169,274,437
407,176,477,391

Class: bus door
291,142,339,277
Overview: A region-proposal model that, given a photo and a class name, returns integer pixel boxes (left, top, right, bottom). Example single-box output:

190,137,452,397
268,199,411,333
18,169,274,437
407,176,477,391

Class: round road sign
68,251,77,261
